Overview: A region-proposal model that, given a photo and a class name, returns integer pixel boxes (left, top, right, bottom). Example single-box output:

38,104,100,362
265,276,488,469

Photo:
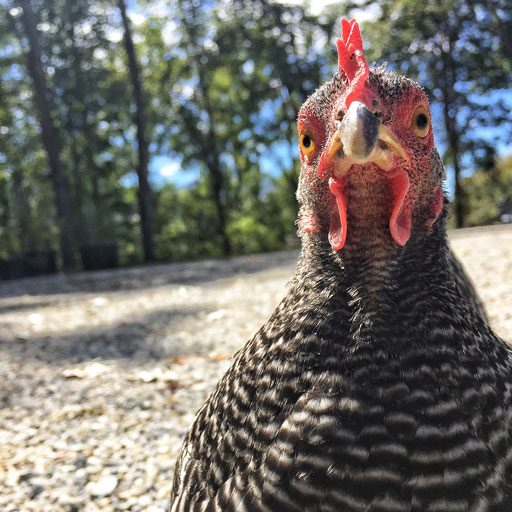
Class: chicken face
297,19,445,252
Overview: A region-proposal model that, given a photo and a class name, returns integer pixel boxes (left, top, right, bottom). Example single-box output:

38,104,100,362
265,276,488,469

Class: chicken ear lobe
424,185,444,228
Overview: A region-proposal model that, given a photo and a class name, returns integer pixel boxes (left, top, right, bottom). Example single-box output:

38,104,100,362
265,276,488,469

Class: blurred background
0,0,510,276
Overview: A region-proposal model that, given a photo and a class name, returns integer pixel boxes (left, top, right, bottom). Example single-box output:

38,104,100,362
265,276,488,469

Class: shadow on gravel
0,251,299,300
0,299,58,313
0,306,208,365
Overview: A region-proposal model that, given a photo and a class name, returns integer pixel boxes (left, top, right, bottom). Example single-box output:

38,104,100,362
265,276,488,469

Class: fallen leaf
208,352,232,362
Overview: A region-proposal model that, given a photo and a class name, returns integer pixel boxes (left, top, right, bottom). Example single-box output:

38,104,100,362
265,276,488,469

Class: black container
24,250,58,277
79,243,119,271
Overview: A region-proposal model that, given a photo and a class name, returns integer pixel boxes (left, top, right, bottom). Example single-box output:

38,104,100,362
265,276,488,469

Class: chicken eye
299,133,317,159
412,105,430,138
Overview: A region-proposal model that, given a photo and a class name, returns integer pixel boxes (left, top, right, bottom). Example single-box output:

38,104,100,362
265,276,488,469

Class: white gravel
0,226,511,511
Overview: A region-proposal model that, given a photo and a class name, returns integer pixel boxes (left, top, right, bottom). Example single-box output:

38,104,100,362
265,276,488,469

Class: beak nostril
378,140,389,150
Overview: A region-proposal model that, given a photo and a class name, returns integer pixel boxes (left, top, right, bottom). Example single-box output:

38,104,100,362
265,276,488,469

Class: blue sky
150,155,199,188
146,140,294,190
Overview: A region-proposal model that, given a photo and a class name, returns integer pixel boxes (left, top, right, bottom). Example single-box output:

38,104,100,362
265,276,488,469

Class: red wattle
424,185,444,228
328,177,348,251
388,170,411,246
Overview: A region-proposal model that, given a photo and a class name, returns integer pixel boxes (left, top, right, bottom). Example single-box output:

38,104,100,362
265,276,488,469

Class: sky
150,156,199,188
275,0,349,15
274,0,380,19
123,0,510,199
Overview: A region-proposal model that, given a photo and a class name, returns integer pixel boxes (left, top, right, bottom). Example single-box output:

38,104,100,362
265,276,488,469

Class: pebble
87,474,118,497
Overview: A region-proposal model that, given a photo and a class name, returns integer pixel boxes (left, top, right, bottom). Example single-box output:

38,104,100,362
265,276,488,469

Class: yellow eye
412,105,430,137
299,133,317,158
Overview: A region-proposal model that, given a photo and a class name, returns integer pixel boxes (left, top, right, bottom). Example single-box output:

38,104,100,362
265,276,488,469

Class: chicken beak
322,102,407,173
377,125,408,162
338,101,379,161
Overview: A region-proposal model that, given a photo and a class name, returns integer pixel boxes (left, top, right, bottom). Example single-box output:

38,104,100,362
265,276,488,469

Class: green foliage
155,181,225,261
462,156,512,227
228,215,280,254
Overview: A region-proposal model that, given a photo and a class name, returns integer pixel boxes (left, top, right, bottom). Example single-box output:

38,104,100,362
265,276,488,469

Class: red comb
336,19,369,109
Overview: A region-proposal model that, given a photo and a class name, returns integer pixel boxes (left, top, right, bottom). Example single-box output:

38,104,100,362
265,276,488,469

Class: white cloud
162,20,180,47
160,161,181,177
104,26,124,43
93,48,108,60
128,11,146,27
181,84,194,99
146,0,171,19
350,4,381,23
272,0,340,16
272,0,379,19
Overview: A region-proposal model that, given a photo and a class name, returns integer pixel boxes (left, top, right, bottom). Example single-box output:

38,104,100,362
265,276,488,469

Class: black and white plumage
170,22,511,512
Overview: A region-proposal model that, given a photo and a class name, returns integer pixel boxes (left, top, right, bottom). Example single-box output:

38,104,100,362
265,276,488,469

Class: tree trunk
118,0,155,262
0,179,15,255
68,136,89,244
64,21,88,246
196,65,232,256
440,33,464,228
16,0,75,268
66,7,107,244
66,8,89,246
176,0,232,256
11,168,34,252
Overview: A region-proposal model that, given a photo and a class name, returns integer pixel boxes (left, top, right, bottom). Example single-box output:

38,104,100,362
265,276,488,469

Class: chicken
170,19,511,511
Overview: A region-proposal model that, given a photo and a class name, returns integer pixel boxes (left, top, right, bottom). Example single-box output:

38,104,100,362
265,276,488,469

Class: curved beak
323,101,407,173
339,101,379,161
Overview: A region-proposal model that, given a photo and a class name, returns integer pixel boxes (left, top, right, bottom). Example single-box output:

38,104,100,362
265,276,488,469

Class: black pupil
302,135,311,148
416,113,428,130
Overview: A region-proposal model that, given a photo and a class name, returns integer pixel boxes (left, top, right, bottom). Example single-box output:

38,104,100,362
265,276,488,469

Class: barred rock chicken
170,19,512,511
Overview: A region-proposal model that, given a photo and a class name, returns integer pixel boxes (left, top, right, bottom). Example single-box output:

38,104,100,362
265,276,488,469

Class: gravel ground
1,225,511,512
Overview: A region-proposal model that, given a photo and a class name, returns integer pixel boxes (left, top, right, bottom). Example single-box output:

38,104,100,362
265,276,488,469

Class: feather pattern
170,216,512,511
